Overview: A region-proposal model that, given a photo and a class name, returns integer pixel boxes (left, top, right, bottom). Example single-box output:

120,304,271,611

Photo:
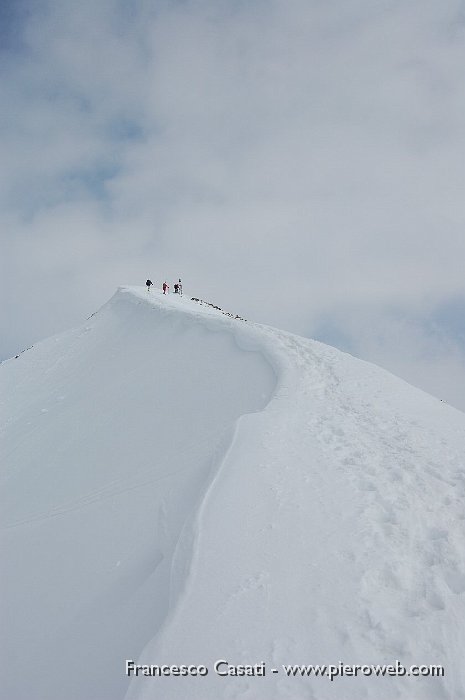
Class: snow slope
2,286,465,700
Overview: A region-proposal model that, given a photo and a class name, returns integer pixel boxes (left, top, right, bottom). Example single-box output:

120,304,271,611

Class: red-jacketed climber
163,282,169,294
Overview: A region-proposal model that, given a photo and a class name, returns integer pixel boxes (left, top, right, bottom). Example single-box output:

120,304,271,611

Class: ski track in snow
2,286,465,700
2,419,238,530
1,286,275,700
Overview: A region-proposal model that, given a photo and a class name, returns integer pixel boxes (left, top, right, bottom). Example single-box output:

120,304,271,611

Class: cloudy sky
2,0,465,409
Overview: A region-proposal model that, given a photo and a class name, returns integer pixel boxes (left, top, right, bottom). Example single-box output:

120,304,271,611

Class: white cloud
2,0,465,409
315,306,465,412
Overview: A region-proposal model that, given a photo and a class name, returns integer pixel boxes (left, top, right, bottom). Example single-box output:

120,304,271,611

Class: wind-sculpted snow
125,315,465,700
0,287,275,700
2,287,465,700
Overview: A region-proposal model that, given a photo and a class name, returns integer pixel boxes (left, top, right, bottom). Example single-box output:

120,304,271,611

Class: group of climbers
146,279,183,296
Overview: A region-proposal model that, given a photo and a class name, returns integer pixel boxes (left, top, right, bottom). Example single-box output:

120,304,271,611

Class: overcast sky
2,0,465,410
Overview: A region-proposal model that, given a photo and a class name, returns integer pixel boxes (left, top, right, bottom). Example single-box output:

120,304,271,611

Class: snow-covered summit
2,286,465,700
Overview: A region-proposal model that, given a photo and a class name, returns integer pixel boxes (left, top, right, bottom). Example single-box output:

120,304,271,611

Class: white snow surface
2,286,465,700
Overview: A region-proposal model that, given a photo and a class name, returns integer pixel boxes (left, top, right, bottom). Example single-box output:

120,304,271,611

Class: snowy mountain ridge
2,286,465,700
